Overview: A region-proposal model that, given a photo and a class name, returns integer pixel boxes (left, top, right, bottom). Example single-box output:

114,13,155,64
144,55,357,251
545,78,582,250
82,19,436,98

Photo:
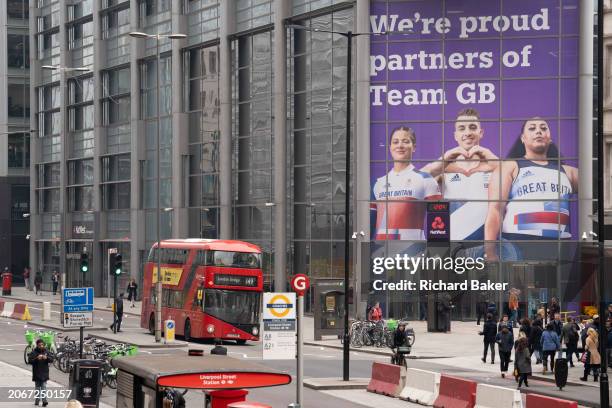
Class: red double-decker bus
140,239,263,343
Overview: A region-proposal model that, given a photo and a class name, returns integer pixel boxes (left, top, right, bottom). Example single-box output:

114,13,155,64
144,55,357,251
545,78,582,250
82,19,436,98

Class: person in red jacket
368,302,383,322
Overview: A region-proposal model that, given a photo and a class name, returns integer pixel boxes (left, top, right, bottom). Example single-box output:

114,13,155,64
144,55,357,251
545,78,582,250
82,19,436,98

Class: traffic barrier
1,302,15,318
12,303,31,321
474,383,522,408
525,393,577,408
366,361,406,397
42,302,51,320
433,374,476,408
399,368,440,405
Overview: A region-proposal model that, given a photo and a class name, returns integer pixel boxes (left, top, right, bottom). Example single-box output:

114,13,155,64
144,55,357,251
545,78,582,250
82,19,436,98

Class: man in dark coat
28,339,53,406
479,313,498,364
110,293,124,332
437,292,452,332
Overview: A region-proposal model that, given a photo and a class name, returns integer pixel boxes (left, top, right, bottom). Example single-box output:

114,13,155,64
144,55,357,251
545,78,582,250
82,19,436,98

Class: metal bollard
42,302,51,321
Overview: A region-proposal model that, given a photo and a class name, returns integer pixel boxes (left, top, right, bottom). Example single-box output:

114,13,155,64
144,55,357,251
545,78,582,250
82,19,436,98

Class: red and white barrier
475,383,522,408
399,368,440,405
367,361,406,397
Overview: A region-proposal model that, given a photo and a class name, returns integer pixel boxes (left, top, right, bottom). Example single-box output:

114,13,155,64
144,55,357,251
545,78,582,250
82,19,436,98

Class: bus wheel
184,319,191,342
236,340,247,345
148,314,155,335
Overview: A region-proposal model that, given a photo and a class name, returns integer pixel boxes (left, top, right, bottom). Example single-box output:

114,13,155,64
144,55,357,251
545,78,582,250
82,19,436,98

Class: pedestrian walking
479,313,498,364
529,318,543,364
34,271,42,295
476,292,488,325
368,301,382,322
514,337,532,389
498,314,513,334
552,313,563,336
548,297,560,322
487,301,498,322
561,317,580,367
23,267,30,290
519,318,531,339
126,278,138,308
508,288,520,328
541,323,560,374
496,326,514,378
110,293,124,332
28,338,53,406
51,270,59,295
580,327,600,382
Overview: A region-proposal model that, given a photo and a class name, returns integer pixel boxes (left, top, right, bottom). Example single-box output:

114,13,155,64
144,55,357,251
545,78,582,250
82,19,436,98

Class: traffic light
80,252,89,273
114,254,122,276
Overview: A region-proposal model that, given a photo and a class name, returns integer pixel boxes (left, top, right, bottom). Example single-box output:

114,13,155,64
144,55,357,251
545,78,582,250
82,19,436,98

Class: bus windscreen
204,289,261,325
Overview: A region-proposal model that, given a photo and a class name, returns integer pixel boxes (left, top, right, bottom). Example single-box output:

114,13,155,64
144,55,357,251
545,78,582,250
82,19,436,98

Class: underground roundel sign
264,293,296,319
291,274,310,296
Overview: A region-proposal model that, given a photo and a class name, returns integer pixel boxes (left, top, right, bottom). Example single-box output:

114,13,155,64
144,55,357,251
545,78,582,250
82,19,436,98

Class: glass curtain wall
186,46,221,239
288,8,353,311
232,31,275,287
140,56,172,247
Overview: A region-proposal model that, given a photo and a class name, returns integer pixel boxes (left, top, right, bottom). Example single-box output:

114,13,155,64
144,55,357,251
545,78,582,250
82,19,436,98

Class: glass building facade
0,0,30,281
28,0,608,319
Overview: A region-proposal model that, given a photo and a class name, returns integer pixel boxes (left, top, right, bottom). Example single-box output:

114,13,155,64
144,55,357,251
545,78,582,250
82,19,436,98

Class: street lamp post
596,1,609,406
129,32,186,343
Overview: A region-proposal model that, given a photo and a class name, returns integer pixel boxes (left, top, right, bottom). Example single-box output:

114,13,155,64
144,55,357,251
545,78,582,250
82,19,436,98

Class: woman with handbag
514,337,532,389
580,327,600,382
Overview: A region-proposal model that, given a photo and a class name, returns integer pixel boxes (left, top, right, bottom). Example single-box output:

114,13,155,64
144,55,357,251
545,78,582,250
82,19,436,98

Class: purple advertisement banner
370,0,580,255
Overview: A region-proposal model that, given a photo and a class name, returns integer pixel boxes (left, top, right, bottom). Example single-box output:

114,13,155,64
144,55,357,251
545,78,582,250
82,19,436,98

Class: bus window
205,251,261,269
148,248,190,265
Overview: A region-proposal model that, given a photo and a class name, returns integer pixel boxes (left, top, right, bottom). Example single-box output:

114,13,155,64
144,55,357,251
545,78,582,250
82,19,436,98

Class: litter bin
2,271,12,295
69,359,103,408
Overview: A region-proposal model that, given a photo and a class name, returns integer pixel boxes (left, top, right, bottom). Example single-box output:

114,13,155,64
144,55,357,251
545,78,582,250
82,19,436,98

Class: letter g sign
291,274,310,297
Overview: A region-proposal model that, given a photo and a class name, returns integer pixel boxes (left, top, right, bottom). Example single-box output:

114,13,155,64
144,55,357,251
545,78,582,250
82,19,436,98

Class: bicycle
24,329,60,365
390,345,410,369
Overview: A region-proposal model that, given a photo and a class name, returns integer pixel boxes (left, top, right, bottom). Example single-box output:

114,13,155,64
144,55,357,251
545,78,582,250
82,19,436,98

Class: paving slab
303,377,370,390
88,329,188,348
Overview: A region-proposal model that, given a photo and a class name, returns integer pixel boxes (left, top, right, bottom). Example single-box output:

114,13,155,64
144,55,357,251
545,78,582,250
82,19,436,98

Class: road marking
303,353,335,358
0,344,27,347
28,307,60,315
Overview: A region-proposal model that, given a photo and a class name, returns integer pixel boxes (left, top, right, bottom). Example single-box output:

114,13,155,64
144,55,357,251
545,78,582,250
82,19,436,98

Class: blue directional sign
63,287,94,313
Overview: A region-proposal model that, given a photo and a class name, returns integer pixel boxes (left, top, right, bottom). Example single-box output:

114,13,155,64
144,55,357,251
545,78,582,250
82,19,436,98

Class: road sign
63,312,93,328
262,293,296,360
63,288,94,312
291,274,310,297
108,248,118,254
165,320,175,343
63,288,94,329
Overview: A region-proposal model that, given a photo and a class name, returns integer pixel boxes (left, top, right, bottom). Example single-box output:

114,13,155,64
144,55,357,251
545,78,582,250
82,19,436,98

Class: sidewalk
302,318,607,389
4,286,142,317
0,360,112,408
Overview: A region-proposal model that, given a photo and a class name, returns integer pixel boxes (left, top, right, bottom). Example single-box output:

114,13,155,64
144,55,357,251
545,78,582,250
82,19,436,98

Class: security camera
359,231,365,237
351,232,357,239
581,232,588,241
26,234,31,240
